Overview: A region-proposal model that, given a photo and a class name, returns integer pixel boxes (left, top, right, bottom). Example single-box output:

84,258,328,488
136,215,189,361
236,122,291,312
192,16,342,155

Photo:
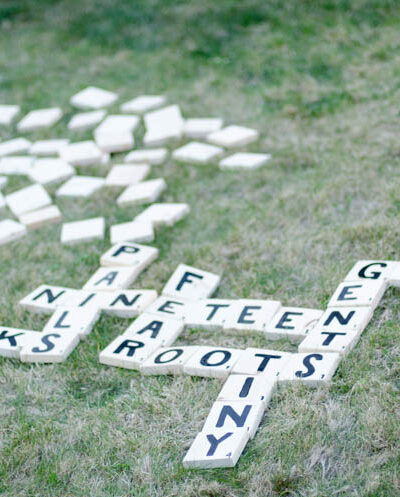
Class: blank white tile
217,374,276,406
94,114,139,135
95,132,134,153
0,138,32,157
183,430,249,469
0,219,26,245
43,306,100,338
68,110,106,131
121,95,166,114
143,105,184,146
124,148,167,165
183,118,223,139
231,347,292,380
56,176,105,198
265,307,323,340
59,140,103,167
20,331,80,363
6,183,52,216
110,221,154,244
29,159,75,185
70,86,118,109
0,176,7,189
116,178,166,206
19,205,62,230
162,264,220,300
279,352,341,387
19,284,78,314
173,141,224,164
100,241,158,269
223,299,281,332
202,400,265,439
83,266,139,292
0,156,34,175
328,280,386,310
144,296,190,321
101,289,158,318
99,334,162,369
0,105,20,125
344,260,399,284
105,164,150,187
123,312,184,345
30,139,70,156
219,153,271,170
185,299,236,331
140,346,200,375
134,203,190,228
208,125,259,148
61,217,105,245
0,327,40,358
17,107,62,132
183,346,243,378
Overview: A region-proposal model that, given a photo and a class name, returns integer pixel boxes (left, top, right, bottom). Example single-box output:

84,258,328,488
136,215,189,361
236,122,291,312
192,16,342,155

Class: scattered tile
0,219,26,245
223,299,281,332
20,331,80,363
29,159,75,185
19,205,62,230
185,299,236,331
19,284,78,314
121,95,166,114
134,203,190,228
207,125,259,148
183,118,223,139
70,86,118,109
0,156,34,175
94,114,139,136
6,183,52,216
105,164,150,187
231,347,292,378
143,105,184,146
43,306,101,338
68,109,106,132
99,333,162,369
116,178,166,207
278,352,341,387
110,221,154,244
124,148,167,165
83,266,139,291
172,141,224,164
30,139,70,157
144,296,190,321
100,241,158,269
56,176,105,198
183,346,243,378
219,153,271,170
162,264,220,300
328,280,387,310
101,289,158,317
0,105,20,125
95,131,134,153
17,107,62,132
61,217,105,244
344,260,399,284
0,327,40,358
217,374,276,406
123,312,184,345
265,307,323,340
140,346,200,375
59,140,103,167
0,138,32,157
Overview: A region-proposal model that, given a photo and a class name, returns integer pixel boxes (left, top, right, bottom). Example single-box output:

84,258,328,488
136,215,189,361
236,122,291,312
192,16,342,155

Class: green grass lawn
1,0,400,495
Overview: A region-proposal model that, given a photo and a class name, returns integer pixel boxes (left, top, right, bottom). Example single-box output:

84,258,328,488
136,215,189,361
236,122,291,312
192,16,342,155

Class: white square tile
217,374,276,406
207,125,259,148
0,105,20,125
298,327,361,356
0,176,7,189
105,164,150,187
143,105,184,146
70,86,118,109
110,221,154,244
68,110,106,131
183,118,223,139
101,289,158,318
56,176,105,198
124,148,167,165
83,266,139,292
0,138,32,157
123,312,184,345
20,331,80,363
59,140,103,167
219,153,271,170
328,280,387,310
162,264,221,300
19,284,78,314
99,333,162,369
344,260,399,284
95,131,134,153
265,307,323,340
43,306,100,339
279,352,341,387
17,107,62,132
0,156,34,175
6,183,52,216
59,290,109,311
0,327,40,358
19,205,62,230
144,296,190,321
202,400,265,439
134,203,190,228
29,159,75,185
140,346,200,375
185,299,236,331
116,178,166,206
231,347,292,378
61,217,105,245
223,299,281,332
94,114,139,135
30,139,70,157
173,141,224,164
183,346,243,378
121,95,166,114
100,241,158,269
0,219,26,245
183,430,249,469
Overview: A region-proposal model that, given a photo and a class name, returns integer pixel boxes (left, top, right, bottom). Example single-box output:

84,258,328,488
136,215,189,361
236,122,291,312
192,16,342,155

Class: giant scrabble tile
278,352,341,387
183,346,243,378
116,178,166,206
19,205,62,230
56,176,105,198
265,307,323,340
0,219,26,245
30,139,70,157
134,203,190,228
20,331,80,363
223,299,281,332
95,131,134,154
17,107,62,132
124,148,168,165
0,156,34,175
105,164,150,187
83,266,139,292
185,299,236,331
140,346,200,375
217,374,276,406
0,105,20,125
100,241,158,269
110,221,154,244
43,306,101,338
344,260,399,285
68,110,107,131
162,264,220,300
144,296,190,321
121,95,166,114
70,86,118,109
29,159,75,185
101,289,158,317
183,429,249,469
94,114,139,136
0,327,40,358
0,138,32,157
6,183,52,216
143,105,184,146
99,333,162,369
19,284,78,314
61,217,105,244
219,153,271,171
231,347,292,378
59,140,103,167
207,125,259,148
172,141,224,164
123,313,184,345
183,118,223,139
328,280,387,310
